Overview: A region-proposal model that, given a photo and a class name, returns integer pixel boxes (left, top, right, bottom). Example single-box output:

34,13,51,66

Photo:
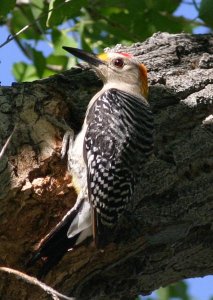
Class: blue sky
142,276,213,300
0,1,212,299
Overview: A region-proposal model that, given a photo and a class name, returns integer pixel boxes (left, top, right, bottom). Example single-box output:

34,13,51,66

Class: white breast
68,124,88,192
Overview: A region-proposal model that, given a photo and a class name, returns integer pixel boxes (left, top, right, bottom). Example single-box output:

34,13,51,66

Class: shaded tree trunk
0,32,213,300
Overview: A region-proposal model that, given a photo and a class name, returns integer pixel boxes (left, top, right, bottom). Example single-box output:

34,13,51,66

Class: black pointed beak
62,46,105,66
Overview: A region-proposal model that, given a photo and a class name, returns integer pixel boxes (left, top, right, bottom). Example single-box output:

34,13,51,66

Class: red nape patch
116,52,132,58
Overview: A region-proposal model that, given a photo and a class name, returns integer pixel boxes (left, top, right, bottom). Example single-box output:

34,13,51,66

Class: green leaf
144,0,181,14
43,68,57,78
146,12,192,34
156,281,191,300
51,28,77,55
0,0,16,17
46,0,87,27
199,0,213,28
46,0,55,27
12,62,38,82
32,49,46,78
30,0,44,19
169,281,190,300
47,54,68,66
157,286,169,300
157,281,190,300
10,7,43,40
46,54,68,71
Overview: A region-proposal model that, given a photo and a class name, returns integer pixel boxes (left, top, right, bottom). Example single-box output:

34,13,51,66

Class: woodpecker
27,47,153,277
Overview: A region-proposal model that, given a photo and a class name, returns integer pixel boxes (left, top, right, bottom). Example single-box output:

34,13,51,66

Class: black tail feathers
26,200,84,278
93,210,115,249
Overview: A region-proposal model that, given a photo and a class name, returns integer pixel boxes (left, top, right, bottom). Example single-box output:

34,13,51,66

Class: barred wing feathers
84,88,153,247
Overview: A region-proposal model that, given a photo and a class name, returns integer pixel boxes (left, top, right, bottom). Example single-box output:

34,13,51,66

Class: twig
0,267,75,300
192,0,200,12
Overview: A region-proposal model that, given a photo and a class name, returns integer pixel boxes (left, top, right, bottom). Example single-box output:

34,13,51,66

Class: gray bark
0,32,213,300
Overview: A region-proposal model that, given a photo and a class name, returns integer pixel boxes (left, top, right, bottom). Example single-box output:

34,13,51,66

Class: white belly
68,125,87,193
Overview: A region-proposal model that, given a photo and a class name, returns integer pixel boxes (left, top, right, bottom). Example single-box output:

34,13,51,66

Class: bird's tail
26,197,92,278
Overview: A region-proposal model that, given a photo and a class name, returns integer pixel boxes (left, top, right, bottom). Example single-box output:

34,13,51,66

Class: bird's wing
83,88,153,247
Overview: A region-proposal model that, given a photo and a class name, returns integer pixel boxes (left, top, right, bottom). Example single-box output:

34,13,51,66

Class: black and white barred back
84,88,153,243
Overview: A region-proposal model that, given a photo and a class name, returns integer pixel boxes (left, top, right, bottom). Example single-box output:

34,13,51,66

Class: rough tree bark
0,32,213,300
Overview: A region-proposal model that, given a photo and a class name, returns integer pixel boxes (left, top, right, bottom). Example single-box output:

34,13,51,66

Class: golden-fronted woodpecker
27,47,154,276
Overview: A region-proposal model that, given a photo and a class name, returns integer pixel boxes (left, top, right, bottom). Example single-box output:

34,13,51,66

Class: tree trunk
0,32,213,300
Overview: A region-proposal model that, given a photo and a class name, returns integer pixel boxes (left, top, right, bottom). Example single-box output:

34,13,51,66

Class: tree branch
0,267,75,300
0,32,213,299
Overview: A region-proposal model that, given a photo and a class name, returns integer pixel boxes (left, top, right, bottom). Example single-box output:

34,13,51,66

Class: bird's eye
113,58,124,68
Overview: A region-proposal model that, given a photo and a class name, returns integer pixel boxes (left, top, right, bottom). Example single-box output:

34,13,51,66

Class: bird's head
63,46,148,99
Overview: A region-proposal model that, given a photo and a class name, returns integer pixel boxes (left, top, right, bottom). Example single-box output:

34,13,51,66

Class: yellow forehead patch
98,53,109,61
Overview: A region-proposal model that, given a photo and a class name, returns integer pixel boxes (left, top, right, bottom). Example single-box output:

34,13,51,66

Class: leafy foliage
157,281,190,300
199,0,213,28
0,0,212,82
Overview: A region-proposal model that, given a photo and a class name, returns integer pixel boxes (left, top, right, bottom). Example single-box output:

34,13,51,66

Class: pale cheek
123,70,139,83
95,68,107,83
